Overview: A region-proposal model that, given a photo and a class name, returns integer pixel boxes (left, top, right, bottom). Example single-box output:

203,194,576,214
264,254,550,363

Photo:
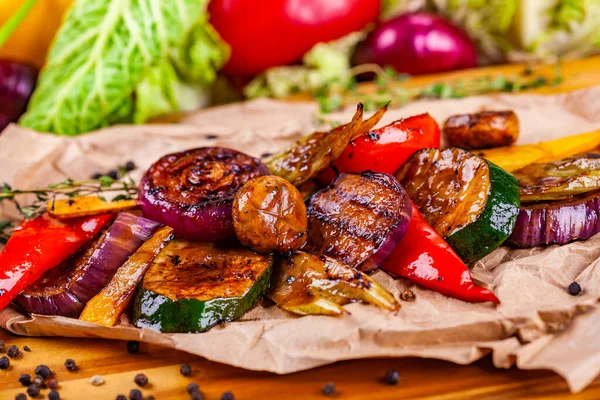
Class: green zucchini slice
132,240,273,333
396,148,520,263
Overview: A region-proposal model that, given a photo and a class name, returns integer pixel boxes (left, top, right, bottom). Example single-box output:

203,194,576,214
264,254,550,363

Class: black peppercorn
23,345,31,352
221,391,235,400
126,341,140,354
47,378,59,390
0,356,9,369
64,359,77,371
18,374,31,386
383,369,400,385
15,394,27,400
107,170,119,180
190,392,204,400
147,396,155,400
186,383,200,394
115,395,127,400
129,389,142,400
35,365,53,379
33,375,46,388
7,345,21,358
48,390,60,400
27,384,41,398
321,382,336,396
90,172,103,179
125,161,137,171
0,339,4,352
133,373,148,387
180,363,192,376
568,282,582,296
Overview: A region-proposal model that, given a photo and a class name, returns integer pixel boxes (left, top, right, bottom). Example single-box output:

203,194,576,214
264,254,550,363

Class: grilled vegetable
308,172,411,272
48,196,138,219
514,154,600,202
443,111,519,150
382,203,499,304
138,147,269,241
0,213,112,312
269,251,399,316
508,192,600,248
397,148,520,264
79,226,174,326
15,213,161,317
133,240,273,333
479,129,600,172
233,176,307,253
319,113,441,185
264,104,364,186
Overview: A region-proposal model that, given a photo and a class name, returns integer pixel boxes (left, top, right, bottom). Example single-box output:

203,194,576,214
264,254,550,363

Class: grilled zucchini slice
132,240,273,333
396,148,520,263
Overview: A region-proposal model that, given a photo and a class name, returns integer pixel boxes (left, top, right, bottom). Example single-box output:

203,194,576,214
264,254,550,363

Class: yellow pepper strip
480,129,600,172
80,226,173,326
0,0,73,68
47,196,139,219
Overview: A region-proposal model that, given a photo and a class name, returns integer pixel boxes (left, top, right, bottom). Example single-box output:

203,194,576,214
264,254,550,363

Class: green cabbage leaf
19,0,228,136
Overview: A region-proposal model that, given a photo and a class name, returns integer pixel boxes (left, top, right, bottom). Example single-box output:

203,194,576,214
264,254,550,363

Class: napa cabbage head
428,0,600,62
19,0,229,136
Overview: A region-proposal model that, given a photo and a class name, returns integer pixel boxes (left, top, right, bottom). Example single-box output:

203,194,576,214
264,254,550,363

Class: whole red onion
353,12,477,75
0,59,37,132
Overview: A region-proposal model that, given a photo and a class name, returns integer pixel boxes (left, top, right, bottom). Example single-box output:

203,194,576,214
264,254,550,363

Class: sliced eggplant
308,172,411,272
233,175,308,253
443,110,519,150
396,148,520,263
15,213,161,317
138,147,269,241
269,251,399,316
132,239,273,333
508,191,600,248
513,153,600,202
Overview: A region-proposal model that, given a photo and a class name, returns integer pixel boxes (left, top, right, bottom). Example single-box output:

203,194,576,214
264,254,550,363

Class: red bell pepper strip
319,113,441,185
382,203,499,304
0,213,113,311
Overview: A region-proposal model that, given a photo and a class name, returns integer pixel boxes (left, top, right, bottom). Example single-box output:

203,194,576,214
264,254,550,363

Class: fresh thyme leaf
384,65,397,78
99,176,115,187
48,179,74,189
112,194,131,202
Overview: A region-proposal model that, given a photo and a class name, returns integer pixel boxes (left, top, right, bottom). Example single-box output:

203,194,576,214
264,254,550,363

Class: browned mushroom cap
233,175,307,254
443,110,519,150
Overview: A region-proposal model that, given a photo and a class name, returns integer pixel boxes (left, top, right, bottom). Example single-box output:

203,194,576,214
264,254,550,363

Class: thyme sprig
0,168,138,242
315,63,564,114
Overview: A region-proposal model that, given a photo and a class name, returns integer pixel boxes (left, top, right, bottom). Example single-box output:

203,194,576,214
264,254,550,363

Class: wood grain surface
2,56,600,399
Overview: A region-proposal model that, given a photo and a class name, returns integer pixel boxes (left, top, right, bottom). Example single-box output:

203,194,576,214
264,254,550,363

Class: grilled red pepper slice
382,203,499,304
319,113,441,185
0,213,113,311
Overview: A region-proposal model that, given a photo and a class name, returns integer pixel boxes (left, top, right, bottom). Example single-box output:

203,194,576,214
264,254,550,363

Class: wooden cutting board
2,56,600,400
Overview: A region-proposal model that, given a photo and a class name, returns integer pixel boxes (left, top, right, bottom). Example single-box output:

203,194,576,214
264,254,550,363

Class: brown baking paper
1,89,600,393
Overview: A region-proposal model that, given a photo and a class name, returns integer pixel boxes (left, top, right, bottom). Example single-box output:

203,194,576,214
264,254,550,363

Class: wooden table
2,57,600,400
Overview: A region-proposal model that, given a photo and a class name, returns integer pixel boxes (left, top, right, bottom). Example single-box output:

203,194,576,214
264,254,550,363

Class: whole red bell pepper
319,113,441,185
382,203,499,304
0,213,113,311
209,0,380,75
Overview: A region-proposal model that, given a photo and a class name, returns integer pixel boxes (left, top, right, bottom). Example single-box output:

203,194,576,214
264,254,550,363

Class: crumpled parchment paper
1,88,599,393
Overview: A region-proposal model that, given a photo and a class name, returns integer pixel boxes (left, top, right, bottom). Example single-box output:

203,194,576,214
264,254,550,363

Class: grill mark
309,208,389,243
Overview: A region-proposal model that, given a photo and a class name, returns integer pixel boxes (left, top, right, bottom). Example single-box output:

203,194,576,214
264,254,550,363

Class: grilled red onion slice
308,172,412,272
15,213,160,317
508,192,600,248
138,147,269,241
